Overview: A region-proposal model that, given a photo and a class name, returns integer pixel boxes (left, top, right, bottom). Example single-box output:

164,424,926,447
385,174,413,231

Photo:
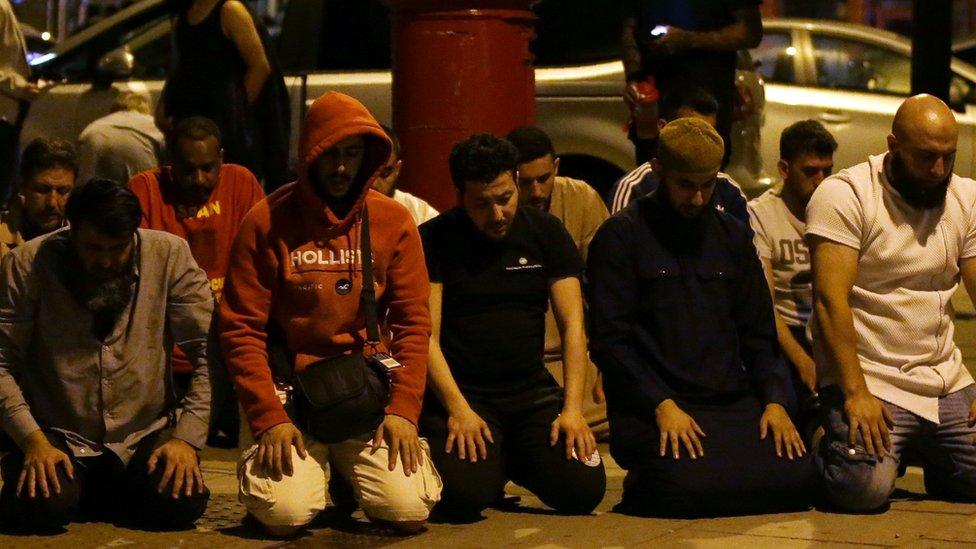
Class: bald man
808,94,976,512
588,118,810,517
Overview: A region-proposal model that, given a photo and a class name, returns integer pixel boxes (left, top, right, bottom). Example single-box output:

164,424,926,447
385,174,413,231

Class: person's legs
237,435,330,537
0,120,19,206
118,429,211,530
503,384,606,515
621,396,813,517
420,398,506,523
0,432,85,532
816,385,914,512
918,385,976,500
328,432,442,533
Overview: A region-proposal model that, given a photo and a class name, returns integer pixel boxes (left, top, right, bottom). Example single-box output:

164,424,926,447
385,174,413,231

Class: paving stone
636,529,880,548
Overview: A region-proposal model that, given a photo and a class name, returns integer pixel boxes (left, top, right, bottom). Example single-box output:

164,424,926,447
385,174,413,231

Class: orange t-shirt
130,163,265,373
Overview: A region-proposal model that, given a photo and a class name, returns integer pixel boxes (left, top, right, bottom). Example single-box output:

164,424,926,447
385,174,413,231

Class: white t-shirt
393,189,439,226
748,188,811,327
806,153,976,423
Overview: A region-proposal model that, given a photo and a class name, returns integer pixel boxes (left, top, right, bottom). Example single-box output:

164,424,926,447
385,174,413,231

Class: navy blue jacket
586,191,792,467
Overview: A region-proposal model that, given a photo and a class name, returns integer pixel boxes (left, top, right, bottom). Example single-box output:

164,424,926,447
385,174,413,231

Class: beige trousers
238,433,442,533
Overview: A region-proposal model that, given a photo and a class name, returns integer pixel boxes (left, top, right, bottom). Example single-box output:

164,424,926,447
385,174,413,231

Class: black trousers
616,396,814,518
420,378,607,522
0,429,210,532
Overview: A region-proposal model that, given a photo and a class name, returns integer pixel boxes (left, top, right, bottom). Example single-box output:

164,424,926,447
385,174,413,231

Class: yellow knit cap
656,118,724,176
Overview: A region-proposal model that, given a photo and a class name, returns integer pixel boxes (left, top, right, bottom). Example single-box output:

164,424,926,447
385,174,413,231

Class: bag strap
359,204,380,347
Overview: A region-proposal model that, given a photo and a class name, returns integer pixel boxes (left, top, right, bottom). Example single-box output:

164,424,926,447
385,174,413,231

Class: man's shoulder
138,228,191,250
221,163,260,183
364,189,416,228
420,206,462,236
747,188,785,213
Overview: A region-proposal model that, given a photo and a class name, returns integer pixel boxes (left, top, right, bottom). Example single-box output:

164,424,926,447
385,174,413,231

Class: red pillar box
387,0,537,211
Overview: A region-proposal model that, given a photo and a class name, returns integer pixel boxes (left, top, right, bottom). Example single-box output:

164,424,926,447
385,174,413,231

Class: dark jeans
616,396,814,518
0,429,210,532
420,379,607,522
816,384,976,512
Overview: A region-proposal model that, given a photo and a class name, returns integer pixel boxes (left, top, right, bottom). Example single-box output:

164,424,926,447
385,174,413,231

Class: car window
812,35,910,95
750,31,795,84
127,20,171,80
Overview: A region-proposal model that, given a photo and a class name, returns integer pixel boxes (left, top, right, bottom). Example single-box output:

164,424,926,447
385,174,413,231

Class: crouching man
221,92,441,537
0,180,214,532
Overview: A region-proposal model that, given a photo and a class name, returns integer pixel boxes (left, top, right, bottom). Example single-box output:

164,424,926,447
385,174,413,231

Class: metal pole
910,0,952,101
56,0,68,42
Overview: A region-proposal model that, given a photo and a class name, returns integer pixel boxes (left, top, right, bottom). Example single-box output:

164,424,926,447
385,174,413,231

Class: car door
751,25,820,179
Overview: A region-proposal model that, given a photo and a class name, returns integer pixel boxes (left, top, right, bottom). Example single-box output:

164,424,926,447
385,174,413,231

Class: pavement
2,292,976,548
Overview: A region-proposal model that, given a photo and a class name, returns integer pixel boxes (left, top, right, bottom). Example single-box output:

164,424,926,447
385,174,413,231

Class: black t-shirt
420,206,583,392
629,0,760,96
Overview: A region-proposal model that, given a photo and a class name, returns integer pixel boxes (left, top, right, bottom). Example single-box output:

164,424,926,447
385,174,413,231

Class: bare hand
445,406,494,463
623,81,642,110
592,372,606,404
655,399,705,459
372,414,422,476
844,390,894,457
17,430,74,499
257,422,307,481
759,403,806,460
550,409,597,462
147,438,205,498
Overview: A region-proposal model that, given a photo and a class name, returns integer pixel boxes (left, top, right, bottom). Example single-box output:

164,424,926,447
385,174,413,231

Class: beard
653,185,708,254
887,153,950,210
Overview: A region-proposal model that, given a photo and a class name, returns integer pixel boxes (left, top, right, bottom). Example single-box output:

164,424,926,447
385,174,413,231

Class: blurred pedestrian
158,0,290,189
373,124,438,226
0,0,40,204
621,0,762,165
0,138,75,257
78,92,165,185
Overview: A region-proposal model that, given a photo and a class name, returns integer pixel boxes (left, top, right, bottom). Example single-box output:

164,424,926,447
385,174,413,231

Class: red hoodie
220,92,431,437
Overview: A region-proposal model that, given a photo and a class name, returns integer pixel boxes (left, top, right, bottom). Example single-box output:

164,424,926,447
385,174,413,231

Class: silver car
22,0,774,198
753,18,976,178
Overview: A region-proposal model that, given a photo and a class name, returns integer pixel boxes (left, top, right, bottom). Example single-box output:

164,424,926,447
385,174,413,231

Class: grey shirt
0,228,214,463
78,110,165,185
0,0,28,123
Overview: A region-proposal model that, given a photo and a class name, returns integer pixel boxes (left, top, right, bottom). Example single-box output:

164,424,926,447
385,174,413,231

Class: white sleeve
963,185,976,259
805,176,863,250
747,201,772,259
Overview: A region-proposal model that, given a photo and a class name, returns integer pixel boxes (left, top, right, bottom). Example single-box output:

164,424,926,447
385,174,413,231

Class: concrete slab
637,528,877,548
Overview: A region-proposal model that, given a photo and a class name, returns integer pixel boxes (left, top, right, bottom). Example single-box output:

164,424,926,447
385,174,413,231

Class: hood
297,92,392,228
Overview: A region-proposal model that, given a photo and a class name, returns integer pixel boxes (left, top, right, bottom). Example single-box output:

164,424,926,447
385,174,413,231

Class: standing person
621,0,762,164
129,116,264,448
78,92,165,185
419,134,606,523
587,119,810,517
0,0,39,204
221,92,441,537
0,180,214,532
810,95,976,511
0,138,76,257
159,0,290,188
506,126,610,437
748,120,836,426
373,124,438,226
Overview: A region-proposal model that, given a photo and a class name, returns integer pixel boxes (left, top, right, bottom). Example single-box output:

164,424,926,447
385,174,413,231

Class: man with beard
130,116,264,448
506,126,610,437
809,94,976,511
0,180,214,532
419,134,606,523
587,118,810,517
222,92,440,536
748,120,837,433
0,139,76,257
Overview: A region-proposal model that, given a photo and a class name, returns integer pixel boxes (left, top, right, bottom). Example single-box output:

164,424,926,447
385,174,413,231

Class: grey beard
81,272,135,317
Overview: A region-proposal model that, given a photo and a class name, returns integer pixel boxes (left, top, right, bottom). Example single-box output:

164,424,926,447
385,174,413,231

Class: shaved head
886,94,958,209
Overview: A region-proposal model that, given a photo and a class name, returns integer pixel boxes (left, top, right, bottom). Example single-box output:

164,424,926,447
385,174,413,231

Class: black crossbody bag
292,205,393,443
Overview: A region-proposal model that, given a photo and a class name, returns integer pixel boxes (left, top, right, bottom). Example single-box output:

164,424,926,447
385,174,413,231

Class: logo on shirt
290,249,361,267
506,258,542,272
176,201,222,220
335,278,352,295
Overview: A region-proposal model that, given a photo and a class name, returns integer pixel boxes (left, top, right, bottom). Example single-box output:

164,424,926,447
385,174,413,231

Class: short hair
380,123,400,157
505,126,556,165
20,138,78,183
660,87,720,122
65,179,142,237
779,120,838,162
448,133,518,192
111,92,151,114
168,116,222,152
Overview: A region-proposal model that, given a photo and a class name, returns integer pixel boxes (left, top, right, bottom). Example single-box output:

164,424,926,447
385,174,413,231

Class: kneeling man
588,119,811,517
0,180,214,532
